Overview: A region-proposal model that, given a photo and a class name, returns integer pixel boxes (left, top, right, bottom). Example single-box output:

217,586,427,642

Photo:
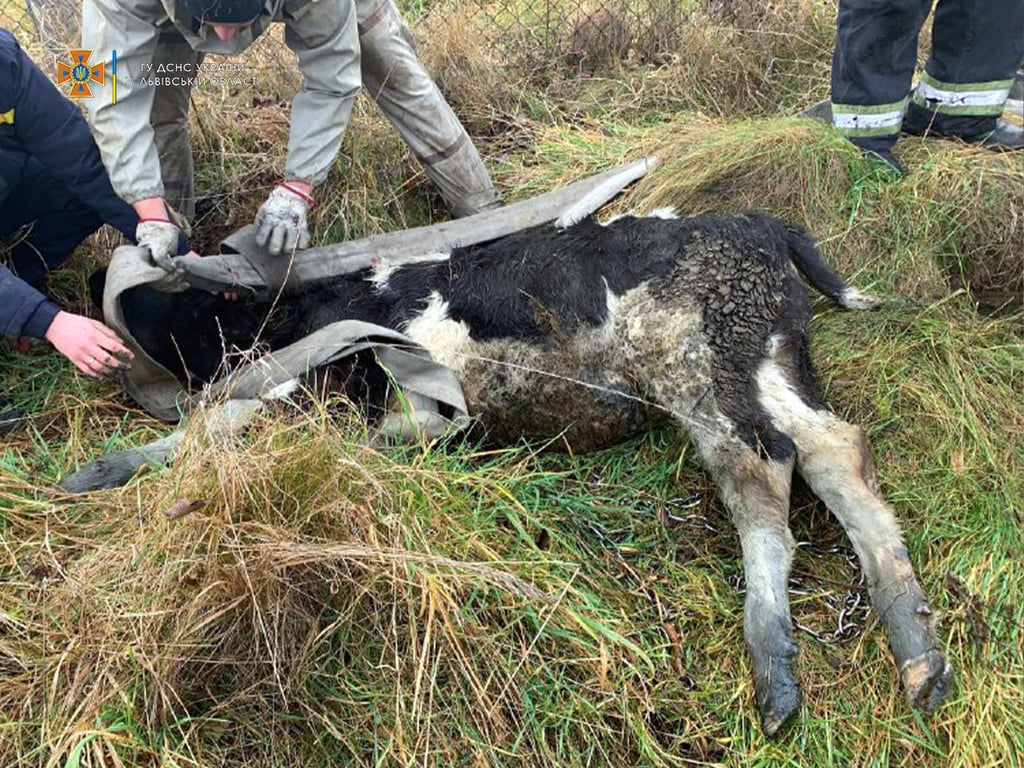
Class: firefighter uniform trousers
830,0,1024,152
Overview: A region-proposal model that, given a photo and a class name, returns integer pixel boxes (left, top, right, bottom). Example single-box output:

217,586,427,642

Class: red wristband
277,181,316,208
137,217,174,224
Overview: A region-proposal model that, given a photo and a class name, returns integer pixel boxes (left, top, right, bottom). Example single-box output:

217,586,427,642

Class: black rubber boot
860,147,907,177
848,134,906,178
976,121,1024,152
799,99,832,123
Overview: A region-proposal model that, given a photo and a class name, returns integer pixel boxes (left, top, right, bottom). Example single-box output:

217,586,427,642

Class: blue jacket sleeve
0,28,138,241
0,263,59,339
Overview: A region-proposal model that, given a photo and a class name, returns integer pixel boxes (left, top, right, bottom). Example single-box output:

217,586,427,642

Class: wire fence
5,0,79,56
461,0,694,70
4,0,730,76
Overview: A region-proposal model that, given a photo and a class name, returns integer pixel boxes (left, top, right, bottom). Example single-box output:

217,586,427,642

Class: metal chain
727,541,870,645
580,493,872,646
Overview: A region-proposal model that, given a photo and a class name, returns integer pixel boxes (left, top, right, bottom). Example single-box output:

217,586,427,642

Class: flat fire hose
100,246,471,429
175,157,656,298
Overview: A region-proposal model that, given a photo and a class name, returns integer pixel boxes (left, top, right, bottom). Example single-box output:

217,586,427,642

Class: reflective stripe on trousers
911,70,1014,116
831,99,906,138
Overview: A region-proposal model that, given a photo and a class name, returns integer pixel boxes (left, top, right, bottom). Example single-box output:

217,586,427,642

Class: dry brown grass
422,0,835,121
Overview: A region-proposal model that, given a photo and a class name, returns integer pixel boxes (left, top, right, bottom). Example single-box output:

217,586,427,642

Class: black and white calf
105,210,952,735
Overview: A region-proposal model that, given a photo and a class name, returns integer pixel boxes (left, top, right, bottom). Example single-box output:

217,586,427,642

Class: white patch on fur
370,251,451,290
402,291,474,371
840,286,880,310
596,279,620,341
764,334,783,357
755,341,828,439
756,341,872,514
601,211,630,226
757,337,911,589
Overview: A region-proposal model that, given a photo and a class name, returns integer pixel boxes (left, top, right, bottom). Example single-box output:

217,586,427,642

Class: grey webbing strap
103,247,469,432
203,320,470,436
72,158,657,491
174,156,658,297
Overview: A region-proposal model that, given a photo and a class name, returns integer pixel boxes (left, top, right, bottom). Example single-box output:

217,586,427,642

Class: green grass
3,1,1024,765
1,306,1022,765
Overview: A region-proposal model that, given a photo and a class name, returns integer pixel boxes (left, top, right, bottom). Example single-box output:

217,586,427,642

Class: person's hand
44,311,134,379
136,218,182,272
254,182,314,255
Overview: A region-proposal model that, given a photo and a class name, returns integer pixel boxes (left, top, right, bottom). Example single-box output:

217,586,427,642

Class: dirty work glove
136,218,182,273
255,182,314,255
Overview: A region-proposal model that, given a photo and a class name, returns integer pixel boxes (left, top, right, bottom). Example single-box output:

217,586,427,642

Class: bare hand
43,311,135,378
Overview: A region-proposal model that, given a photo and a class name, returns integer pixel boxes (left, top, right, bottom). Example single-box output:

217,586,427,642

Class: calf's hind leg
757,357,953,713
695,437,802,736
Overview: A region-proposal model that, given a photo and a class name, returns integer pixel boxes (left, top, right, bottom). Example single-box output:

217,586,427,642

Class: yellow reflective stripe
0,108,14,124
831,100,906,135
920,70,1014,94
832,108,904,130
915,72,1011,116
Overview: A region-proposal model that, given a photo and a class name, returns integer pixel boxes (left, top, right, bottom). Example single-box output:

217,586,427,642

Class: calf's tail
781,222,880,310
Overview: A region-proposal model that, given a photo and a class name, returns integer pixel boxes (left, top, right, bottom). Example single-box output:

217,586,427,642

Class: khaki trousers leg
151,32,200,222
357,0,502,216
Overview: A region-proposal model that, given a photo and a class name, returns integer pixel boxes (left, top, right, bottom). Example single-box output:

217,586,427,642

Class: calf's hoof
756,673,802,737
901,649,953,713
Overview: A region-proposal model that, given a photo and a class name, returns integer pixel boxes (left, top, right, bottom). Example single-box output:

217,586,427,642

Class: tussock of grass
1,406,696,765
627,118,1023,300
